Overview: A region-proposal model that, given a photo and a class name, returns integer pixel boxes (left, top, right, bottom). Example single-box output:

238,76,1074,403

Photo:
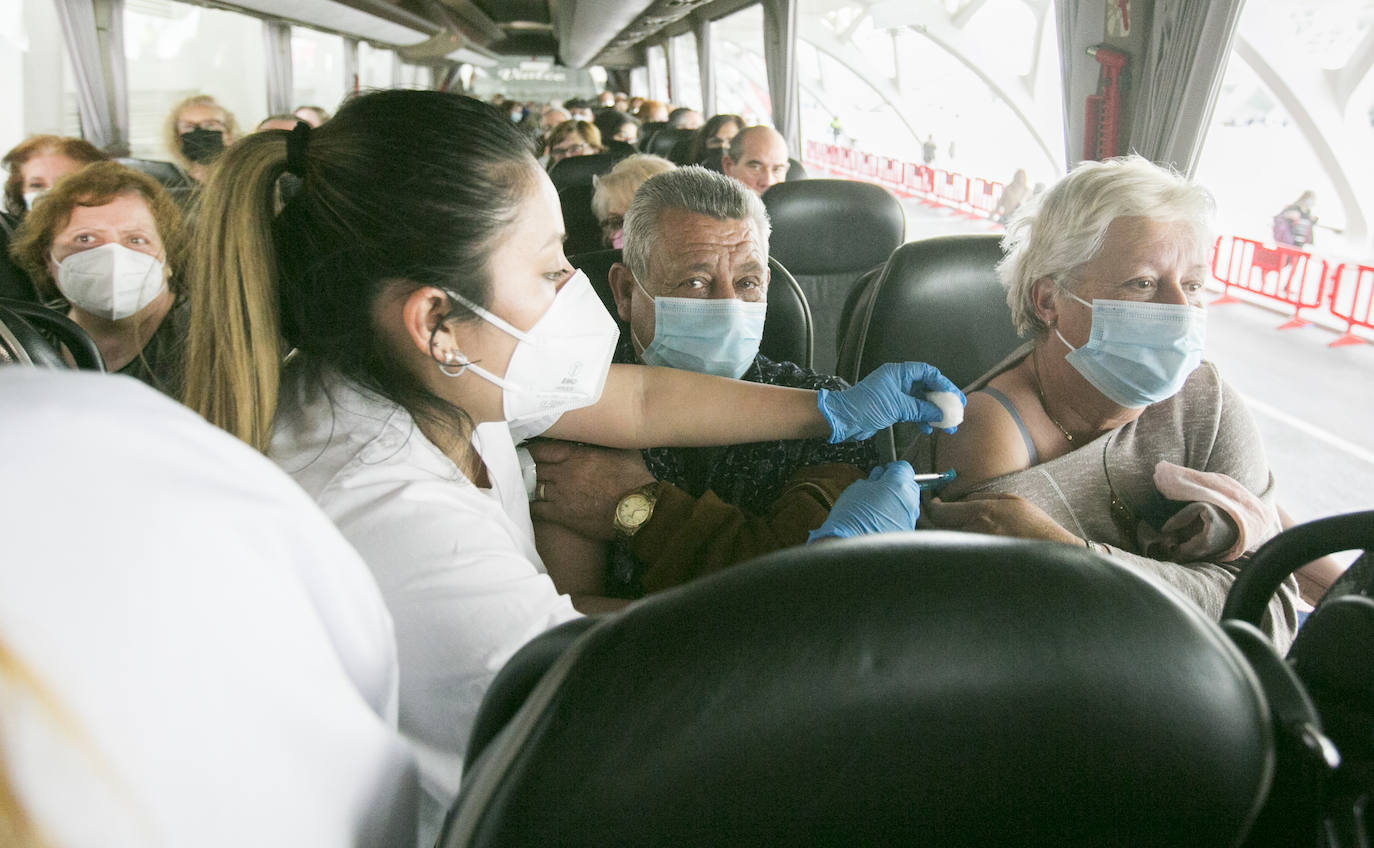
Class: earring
437,348,469,377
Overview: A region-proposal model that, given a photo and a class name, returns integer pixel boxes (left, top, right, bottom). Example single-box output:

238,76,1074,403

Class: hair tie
285,120,311,178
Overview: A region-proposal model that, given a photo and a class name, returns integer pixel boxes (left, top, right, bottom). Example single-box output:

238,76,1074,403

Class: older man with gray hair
528,166,880,603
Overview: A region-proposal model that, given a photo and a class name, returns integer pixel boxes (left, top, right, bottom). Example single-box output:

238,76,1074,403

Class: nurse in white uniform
183,90,958,841
0,369,418,847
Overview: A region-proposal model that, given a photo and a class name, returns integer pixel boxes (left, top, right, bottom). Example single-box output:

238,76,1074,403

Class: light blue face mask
1055,286,1207,408
631,273,768,379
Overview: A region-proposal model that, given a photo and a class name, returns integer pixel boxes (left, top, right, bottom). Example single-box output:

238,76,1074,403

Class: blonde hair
545,120,602,157
591,154,675,224
998,154,1215,339
163,94,240,171
9,161,189,301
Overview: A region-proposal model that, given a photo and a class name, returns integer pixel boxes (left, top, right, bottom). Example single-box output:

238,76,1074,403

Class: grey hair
998,154,1216,339
622,165,772,282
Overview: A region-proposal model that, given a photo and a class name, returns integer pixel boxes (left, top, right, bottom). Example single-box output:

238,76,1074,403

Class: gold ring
536,481,547,501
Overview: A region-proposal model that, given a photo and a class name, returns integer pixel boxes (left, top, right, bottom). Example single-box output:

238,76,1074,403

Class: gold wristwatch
613,482,661,539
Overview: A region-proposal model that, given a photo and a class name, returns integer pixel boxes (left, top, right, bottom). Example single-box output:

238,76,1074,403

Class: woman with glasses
544,119,603,170
163,94,240,183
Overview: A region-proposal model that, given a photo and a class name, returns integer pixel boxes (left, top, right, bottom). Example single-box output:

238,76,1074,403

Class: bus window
123,0,267,160
357,41,395,91
712,4,770,126
0,0,81,154
646,42,668,104
290,27,346,116
671,33,702,116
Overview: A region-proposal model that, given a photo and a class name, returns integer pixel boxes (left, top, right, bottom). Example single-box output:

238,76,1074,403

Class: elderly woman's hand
922,492,1082,546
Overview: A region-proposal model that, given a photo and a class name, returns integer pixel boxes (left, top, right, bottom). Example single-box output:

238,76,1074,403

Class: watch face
616,493,653,527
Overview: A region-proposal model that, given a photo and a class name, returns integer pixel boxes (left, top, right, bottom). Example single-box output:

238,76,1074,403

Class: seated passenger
545,119,603,170
293,104,330,127
687,113,744,165
256,113,301,132
917,155,1299,649
635,99,669,124
10,161,189,395
590,153,674,248
668,106,704,130
182,89,953,841
0,368,417,845
722,125,791,196
593,109,641,148
1,135,108,303
530,166,957,602
164,94,239,183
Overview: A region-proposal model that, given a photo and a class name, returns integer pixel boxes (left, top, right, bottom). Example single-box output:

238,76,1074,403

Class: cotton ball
927,391,964,429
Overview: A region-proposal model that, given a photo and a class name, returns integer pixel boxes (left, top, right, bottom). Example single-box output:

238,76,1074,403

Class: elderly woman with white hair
919,154,1299,649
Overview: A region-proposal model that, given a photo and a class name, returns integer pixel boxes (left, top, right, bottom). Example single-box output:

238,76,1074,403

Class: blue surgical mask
631,274,767,379
1055,286,1206,408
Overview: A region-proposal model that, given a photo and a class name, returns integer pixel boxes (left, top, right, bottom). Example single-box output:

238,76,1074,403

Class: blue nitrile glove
816,361,965,444
807,461,922,542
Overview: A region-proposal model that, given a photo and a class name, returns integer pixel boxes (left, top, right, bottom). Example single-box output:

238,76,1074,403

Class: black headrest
569,248,813,369
643,128,695,160
840,234,1019,389
116,157,192,189
549,153,617,192
764,179,903,275
697,148,725,173
0,299,105,371
787,157,807,181
558,183,603,257
443,532,1276,847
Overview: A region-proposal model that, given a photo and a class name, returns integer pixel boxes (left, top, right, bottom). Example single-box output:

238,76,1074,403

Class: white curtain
1054,0,1101,168
263,21,294,114
664,38,680,105
694,15,715,117
762,0,799,153
1126,0,1245,174
53,0,129,152
343,38,359,99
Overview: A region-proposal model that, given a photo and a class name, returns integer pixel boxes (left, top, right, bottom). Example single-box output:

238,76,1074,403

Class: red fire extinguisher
1083,45,1128,161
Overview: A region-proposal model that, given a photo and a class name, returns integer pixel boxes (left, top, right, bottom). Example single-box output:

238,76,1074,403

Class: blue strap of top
980,386,1038,466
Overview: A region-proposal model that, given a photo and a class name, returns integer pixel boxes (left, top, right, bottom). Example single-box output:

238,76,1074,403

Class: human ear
400,286,459,361
607,262,635,323
1030,277,1059,328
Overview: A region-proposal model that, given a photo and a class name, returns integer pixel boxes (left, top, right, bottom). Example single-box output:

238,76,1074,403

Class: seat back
116,157,196,209
642,127,694,161
0,299,105,371
570,248,813,369
558,182,603,257
764,179,904,374
548,153,617,193
444,533,1278,848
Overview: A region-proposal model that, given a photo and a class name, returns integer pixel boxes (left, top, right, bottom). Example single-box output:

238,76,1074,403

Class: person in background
540,105,572,135
293,105,330,127
635,99,670,125
918,155,1299,650
590,153,675,248
613,92,631,112
564,97,595,122
993,168,1032,224
164,94,239,183
596,90,616,108
532,166,957,604
256,114,301,132
721,125,791,196
593,109,641,149
0,368,418,847
1,135,109,302
10,162,189,395
687,113,745,166
628,95,645,115
1274,190,1318,249
545,119,603,170
668,107,704,130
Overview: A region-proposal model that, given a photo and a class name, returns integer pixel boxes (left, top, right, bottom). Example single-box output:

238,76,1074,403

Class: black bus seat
443,532,1287,847
837,233,1019,461
548,152,618,193
0,298,105,371
641,127,694,162
786,156,806,181
764,178,904,375
570,247,814,370
116,157,196,210
558,182,603,257
0,212,43,304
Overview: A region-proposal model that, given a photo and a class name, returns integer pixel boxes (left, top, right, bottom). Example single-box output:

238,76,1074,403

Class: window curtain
263,21,293,114
53,0,129,153
1126,0,1245,175
344,38,359,97
1054,0,1100,167
694,15,715,117
664,38,680,105
762,0,799,154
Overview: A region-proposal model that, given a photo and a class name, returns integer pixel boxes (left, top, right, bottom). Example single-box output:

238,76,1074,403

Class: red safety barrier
1327,262,1374,347
878,156,906,195
968,178,1002,217
1211,235,1329,329
903,162,933,196
934,170,970,209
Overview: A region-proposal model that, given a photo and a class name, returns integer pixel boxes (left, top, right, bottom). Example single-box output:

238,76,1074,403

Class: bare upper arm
935,390,1034,500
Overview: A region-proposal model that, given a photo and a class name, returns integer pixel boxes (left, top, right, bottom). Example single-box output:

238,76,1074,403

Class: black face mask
179,128,224,164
